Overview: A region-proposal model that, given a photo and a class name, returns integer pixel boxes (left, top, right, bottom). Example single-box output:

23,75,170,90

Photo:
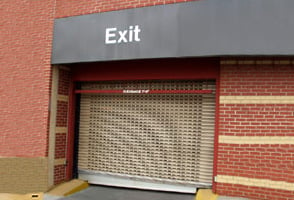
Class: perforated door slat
78,80,215,186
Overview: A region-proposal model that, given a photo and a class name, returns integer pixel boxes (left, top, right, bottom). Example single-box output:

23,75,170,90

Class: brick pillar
52,66,72,185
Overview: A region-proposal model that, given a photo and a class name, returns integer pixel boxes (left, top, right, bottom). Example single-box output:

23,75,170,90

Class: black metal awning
52,0,294,64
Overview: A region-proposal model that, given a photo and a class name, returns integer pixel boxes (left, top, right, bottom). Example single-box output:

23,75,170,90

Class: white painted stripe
55,127,67,134
219,136,294,144
216,175,294,191
220,96,294,104
54,158,66,166
220,60,293,65
57,95,69,102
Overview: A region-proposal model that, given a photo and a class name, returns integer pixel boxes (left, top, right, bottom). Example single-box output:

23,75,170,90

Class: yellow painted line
216,175,294,191
196,189,218,200
219,136,294,144
220,96,294,104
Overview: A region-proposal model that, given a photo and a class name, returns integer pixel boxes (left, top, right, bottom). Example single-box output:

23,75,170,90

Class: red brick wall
55,133,66,159
56,101,69,127
58,69,71,96
54,165,67,185
217,59,294,200
217,143,294,180
220,63,294,96
55,0,198,18
219,104,294,137
0,0,55,157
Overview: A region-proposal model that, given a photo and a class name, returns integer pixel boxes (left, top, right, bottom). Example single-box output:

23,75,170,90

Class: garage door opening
75,80,216,193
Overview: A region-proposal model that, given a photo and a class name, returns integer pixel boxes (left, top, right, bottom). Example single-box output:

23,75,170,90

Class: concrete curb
46,179,88,197
196,189,218,200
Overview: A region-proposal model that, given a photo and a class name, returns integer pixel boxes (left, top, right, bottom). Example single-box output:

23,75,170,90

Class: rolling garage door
77,80,215,193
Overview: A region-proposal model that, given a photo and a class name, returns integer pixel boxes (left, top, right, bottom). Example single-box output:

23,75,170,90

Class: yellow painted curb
196,189,218,200
47,179,88,196
0,193,43,200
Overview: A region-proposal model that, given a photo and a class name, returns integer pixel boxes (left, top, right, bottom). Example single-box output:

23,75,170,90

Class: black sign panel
52,0,294,64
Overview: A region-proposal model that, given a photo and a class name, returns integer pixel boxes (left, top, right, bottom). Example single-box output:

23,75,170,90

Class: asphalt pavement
45,185,195,200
